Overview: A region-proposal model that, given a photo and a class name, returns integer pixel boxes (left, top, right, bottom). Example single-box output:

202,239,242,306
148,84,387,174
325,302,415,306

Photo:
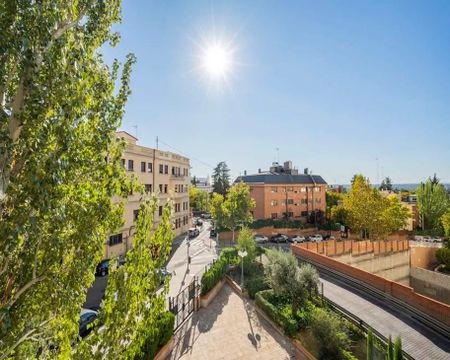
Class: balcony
170,173,186,180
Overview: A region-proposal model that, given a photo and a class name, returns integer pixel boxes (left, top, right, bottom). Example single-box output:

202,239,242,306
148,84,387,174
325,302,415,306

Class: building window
286,187,293,192
148,162,153,173
300,187,306,192
109,233,123,246
271,213,278,219
159,184,163,192
271,187,278,193
164,184,168,193
159,164,164,174
158,206,163,216
288,211,294,217
174,185,178,193
301,198,307,204
271,200,278,206
141,161,146,172
287,199,294,205
128,159,134,171
301,211,308,217
145,184,152,193
133,209,140,221
314,187,320,192
121,159,126,167
164,165,168,174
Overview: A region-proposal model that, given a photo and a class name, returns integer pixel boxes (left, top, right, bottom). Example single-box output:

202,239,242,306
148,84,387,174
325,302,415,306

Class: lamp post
238,250,247,287
186,236,191,273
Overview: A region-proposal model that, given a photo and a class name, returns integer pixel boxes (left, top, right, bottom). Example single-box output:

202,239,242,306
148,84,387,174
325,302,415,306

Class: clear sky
104,0,450,184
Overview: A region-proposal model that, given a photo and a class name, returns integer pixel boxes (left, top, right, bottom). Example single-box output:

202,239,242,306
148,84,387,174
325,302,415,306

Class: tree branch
7,275,46,310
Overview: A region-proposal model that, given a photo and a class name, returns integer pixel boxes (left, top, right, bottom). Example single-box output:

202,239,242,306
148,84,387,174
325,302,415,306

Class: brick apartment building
104,131,191,259
235,161,327,222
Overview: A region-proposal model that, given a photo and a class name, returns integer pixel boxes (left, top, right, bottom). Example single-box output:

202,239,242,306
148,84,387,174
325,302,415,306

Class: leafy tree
386,335,394,360
379,177,393,191
310,308,350,360
237,227,256,263
75,198,174,359
191,176,199,186
393,336,403,360
222,182,255,242
331,205,349,225
430,173,440,185
416,179,449,231
441,210,450,239
326,191,343,208
210,192,225,228
212,161,231,196
344,175,408,240
189,187,210,212
0,2,135,358
265,250,319,313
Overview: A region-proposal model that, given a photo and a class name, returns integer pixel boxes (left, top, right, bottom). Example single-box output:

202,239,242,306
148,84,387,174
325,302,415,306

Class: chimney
304,168,309,175
244,170,247,176
258,168,261,174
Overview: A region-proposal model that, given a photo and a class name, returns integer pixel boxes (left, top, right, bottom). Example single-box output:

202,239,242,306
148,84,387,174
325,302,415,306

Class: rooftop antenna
376,158,380,184
132,125,138,138
156,136,159,150
276,147,280,163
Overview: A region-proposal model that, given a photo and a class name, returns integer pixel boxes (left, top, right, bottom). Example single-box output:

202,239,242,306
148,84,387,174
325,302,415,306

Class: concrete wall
333,251,410,285
410,267,450,305
410,242,442,270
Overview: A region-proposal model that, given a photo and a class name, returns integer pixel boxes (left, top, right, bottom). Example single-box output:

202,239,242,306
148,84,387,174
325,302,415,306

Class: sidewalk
168,284,295,360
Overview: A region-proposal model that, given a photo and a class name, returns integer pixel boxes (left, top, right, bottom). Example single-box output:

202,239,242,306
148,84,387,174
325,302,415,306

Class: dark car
79,308,99,338
196,219,203,227
270,234,289,243
210,228,217,238
188,228,200,238
96,259,109,277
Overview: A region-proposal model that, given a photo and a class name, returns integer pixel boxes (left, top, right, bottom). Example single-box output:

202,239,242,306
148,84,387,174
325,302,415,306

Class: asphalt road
84,220,218,309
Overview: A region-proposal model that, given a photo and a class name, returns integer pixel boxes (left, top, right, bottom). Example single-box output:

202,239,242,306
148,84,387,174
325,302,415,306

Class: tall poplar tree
416,179,449,231
212,161,231,196
0,1,137,357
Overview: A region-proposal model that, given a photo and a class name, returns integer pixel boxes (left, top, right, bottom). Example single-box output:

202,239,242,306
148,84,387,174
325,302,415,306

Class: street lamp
186,236,191,273
238,250,247,287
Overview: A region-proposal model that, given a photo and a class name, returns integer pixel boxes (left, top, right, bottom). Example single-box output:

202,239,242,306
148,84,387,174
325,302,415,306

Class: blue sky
104,0,450,184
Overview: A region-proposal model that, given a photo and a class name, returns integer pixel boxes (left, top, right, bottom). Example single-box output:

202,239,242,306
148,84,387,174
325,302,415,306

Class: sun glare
201,43,232,79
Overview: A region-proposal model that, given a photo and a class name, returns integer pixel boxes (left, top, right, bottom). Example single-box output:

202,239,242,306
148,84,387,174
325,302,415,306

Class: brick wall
291,245,450,327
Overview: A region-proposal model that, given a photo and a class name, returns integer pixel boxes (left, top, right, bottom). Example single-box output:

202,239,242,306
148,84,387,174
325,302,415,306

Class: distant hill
337,183,450,191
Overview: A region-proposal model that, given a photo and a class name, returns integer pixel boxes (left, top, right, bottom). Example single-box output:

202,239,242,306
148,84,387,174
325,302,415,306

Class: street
84,220,218,309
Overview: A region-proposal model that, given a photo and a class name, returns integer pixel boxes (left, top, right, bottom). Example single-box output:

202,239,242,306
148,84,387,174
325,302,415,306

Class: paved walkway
322,277,450,360
168,284,295,360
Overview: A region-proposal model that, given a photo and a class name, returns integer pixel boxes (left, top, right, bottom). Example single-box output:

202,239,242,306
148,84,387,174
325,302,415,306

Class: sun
201,43,232,79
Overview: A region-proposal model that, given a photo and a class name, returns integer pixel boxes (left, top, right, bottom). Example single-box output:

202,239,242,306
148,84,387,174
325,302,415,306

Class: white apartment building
104,131,191,259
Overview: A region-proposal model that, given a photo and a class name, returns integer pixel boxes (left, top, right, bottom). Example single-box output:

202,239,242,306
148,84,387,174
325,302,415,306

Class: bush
436,248,450,268
220,247,239,265
201,258,227,295
255,290,299,337
310,308,350,360
136,311,175,360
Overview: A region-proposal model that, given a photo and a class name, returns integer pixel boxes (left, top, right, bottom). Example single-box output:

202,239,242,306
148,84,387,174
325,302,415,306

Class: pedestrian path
168,284,295,360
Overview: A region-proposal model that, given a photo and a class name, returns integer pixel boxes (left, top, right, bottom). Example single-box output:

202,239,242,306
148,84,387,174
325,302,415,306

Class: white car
289,235,306,243
309,234,323,243
254,234,269,244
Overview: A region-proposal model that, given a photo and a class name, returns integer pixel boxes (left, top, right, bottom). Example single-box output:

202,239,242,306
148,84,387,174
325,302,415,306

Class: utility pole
156,136,159,150
132,125,138,138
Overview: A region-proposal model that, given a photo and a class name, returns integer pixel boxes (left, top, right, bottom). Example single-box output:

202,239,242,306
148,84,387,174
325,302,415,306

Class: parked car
188,227,200,238
159,267,172,284
309,234,323,243
79,308,99,338
254,234,269,244
210,228,217,238
289,235,306,243
196,219,203,227
96,259,110,277
201,213,212,219
323,235,336,241
270,234,289,243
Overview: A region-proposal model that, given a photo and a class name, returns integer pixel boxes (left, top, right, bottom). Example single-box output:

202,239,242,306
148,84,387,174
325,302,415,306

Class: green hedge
255,290,299,337
135,311,175,360
249,219,304,229
201,248,239,296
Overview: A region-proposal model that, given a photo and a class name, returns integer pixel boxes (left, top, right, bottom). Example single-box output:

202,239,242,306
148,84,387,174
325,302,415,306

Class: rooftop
235,173,327,185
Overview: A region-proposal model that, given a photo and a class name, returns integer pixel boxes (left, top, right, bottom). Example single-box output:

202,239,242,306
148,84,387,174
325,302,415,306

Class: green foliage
200,248,239,295
265,250,319,313
76,198,175,359
134,311,175,360
189,187,210,212
255,290,299,337
441,210,450,238
241,262,268,299
0,1,135,357
387,335,394,360
436,248,450,269
379,177,393,191
210,182,256,241
237,227,256,263
366,329,374,360
310,308,350,360
326,191,344,208
212,161,231,196
344,175,409,240
416,179,450,231
393,336,403,360
330,206,349,225
249,218,304,229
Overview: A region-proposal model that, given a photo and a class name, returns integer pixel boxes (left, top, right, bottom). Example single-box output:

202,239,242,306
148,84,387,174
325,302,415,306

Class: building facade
235,161,327,222
194,176,212,193
104,131,191,259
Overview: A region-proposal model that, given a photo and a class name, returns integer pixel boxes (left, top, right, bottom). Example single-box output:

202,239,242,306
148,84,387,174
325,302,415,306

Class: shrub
201,259,227,295
255,290,299,337
245,274,268,299
436,248,450,268
220,247,239,265
393,336,403,360
136,311,175,360
310,308,350,360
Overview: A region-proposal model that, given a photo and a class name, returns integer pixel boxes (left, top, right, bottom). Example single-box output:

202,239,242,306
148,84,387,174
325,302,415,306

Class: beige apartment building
104,131,191,259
